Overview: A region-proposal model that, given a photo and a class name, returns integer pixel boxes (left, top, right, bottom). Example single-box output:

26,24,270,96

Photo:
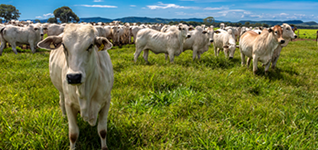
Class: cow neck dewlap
75,49,99,124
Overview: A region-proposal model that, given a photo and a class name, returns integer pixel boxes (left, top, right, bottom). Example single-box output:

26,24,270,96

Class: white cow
37,24,113,150
45,24,64,36
239,25,285,74
183,26,214,60
134,24,191,63
271,23,297,69
0,24,43,55
213,29,236,59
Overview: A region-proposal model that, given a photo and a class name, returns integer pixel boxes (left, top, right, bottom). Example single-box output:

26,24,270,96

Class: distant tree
53,6,79,23
35,19,41,23
0,4,21,22
203,17,215,24
244,22,250,27
47,17,57,23
262,23,269,28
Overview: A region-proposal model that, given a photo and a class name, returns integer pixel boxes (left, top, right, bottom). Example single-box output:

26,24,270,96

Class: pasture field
296,29,317,39
0,40,318,149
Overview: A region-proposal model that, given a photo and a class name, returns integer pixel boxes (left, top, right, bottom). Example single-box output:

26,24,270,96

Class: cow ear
202,30,207,34
268,28,273,32
95,37,113,51
215,30,221,34
189,27,194,31
37,36,62,50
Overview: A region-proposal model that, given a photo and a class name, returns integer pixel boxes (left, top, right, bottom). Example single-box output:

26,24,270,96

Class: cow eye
275,31,278,34
286,28,290,30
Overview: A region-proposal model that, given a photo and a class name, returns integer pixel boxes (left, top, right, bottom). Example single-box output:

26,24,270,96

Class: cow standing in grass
239,25,285,74
0,24,43,55
134,24,192,63
316,30,318,46
37,24,113,150
271,23,297,69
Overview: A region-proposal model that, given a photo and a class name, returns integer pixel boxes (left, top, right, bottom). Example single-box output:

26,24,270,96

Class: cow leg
252,55,258,74
143,50,149,63
59,92,66,116
192,47,198,60
11,43,18,54
134,47,143,63
29,42,36,54
0,41,6,56
168,51,175,63
65,104,79,150
247,57,252,68
213,46,218,57
98,96,111,150
165,53,168,60
264,59,271,75
217,48,220,56
240,52,246,66
197,52,201,60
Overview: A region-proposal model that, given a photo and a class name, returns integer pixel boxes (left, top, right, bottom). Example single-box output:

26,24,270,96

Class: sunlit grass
0,40,318,149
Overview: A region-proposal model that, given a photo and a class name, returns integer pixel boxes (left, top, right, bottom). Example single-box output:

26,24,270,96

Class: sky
2,0,318,22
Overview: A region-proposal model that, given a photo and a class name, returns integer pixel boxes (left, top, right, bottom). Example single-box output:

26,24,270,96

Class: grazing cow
45,24,64,36
213,29,236,59
37,24,113,150
0,24,43,55
271,23,297,69
134,24,191,63
220,23,225,30
183,26,214,60
239,25,285,74
94,26,107,38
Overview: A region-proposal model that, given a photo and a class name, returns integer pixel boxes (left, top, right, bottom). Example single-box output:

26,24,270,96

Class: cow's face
178,25,192,39
31,24,43,40
282,24,297,39
269,25,285,44
227,29,236,59
203,27,214,43
37,24,113,85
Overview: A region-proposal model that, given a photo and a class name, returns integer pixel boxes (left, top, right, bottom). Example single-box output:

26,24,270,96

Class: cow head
178,24,192,39
30,24,44,40
37,24,113,85
227,29,237,59
281,23,297,40
203,27,214,43
269,25,285,44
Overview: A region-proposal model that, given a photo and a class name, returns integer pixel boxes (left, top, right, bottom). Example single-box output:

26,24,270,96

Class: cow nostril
41,34,43,36
281,40,285,44
187,35,191,38
66,74,82,84
229,57,233,59
295,35,297,38
210,40,214,42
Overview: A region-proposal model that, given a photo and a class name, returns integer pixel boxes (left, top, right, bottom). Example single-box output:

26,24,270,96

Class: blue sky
2,0,318,22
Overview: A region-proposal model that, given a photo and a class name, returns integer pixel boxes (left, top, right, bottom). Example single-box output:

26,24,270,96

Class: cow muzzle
66,74,82,84
187,35,191,38
280,40,285,44
294,35,298,38
229,57,233,59
210,39,214,43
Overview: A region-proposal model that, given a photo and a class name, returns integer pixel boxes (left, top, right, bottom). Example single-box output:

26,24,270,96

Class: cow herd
0,20,299,149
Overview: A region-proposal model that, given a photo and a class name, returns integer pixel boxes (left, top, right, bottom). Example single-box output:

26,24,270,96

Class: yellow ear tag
98,43,104,51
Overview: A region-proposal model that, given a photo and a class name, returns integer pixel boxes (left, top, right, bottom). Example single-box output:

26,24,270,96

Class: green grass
296,29,317,39
1,40,318,149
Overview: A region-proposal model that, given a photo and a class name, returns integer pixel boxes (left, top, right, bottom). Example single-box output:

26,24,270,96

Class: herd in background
0,20,298,74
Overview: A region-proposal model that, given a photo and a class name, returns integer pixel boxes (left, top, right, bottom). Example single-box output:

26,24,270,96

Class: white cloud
130,5,136,7
280,13,288,16
76,5,117,8
147,2,198,9
35,13,54,19
204,6,228,10
93,0,103,2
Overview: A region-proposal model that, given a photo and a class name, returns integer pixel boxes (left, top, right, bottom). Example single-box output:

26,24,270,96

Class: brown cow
239,25,285,74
